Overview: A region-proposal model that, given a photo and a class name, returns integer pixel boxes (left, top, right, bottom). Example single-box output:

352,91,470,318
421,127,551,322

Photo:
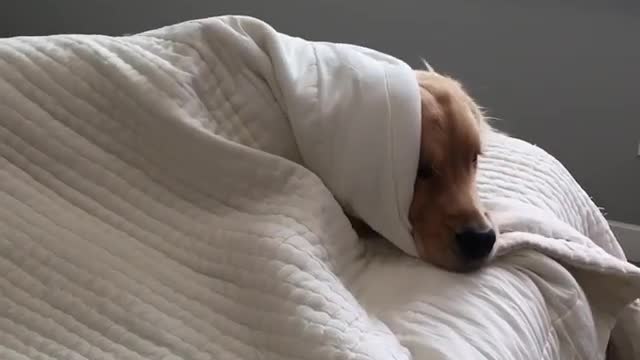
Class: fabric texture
0,15,639,359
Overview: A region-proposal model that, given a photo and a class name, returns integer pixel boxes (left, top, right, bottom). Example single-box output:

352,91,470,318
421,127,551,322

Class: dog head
409,68,496,272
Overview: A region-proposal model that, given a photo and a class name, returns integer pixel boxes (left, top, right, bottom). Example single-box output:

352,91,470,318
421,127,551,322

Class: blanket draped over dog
1,15,639,359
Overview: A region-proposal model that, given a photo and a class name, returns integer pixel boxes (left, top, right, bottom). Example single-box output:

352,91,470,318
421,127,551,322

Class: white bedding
349,134,640,359
1,15,639,360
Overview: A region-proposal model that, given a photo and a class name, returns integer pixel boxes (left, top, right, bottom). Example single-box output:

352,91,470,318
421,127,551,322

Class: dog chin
412,233,496,273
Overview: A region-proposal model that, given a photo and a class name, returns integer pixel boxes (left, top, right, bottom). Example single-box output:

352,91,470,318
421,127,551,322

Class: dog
409,65,496,272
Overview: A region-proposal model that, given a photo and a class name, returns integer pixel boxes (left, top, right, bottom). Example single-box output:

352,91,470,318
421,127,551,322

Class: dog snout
455,224,496,261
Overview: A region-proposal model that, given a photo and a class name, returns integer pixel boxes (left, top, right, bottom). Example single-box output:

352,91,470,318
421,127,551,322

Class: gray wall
2,0,639,223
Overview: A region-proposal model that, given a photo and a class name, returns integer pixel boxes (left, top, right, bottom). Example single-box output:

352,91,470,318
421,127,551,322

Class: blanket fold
142,16,421,256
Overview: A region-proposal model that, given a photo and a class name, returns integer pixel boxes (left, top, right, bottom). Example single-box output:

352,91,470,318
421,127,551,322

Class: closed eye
472,153,480,168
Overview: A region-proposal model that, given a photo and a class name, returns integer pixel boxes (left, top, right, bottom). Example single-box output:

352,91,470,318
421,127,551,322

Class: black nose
455,228,496,261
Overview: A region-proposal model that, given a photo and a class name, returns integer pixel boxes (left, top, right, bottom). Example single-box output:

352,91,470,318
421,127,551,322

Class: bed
347,133,639,360
1,15,639,360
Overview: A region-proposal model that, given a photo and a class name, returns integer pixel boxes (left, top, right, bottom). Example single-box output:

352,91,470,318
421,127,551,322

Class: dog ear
420,58,435,72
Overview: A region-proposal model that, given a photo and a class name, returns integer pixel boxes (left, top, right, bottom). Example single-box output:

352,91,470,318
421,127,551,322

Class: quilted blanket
1,15,639,359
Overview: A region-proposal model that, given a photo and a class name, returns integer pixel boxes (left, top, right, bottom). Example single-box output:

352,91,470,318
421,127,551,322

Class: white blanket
0,15,639,359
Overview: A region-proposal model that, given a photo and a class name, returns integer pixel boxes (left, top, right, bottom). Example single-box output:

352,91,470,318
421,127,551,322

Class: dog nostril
455,228,496,261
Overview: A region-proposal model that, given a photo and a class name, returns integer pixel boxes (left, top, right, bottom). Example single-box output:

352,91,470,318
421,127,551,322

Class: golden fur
409,69,495,272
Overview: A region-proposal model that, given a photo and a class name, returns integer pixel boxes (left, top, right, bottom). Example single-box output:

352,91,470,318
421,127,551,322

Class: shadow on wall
2,0,639,224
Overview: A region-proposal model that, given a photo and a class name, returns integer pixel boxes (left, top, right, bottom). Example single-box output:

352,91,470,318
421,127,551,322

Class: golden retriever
409,67,496,272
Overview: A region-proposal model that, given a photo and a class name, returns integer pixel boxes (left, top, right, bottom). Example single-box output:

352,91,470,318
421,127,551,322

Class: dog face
409,70,496,272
